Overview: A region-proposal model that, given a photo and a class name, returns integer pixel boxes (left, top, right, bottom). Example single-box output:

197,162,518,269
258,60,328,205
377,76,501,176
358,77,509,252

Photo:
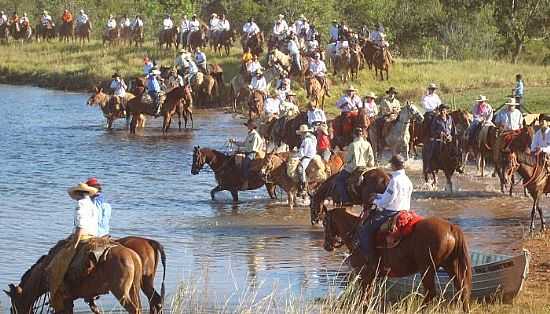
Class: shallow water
0,85,545,312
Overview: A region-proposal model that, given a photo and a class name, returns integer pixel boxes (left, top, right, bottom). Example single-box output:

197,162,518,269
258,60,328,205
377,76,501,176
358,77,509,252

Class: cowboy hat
365,91,376,99
345,85,358,92
68,183,98,200
386,87,398,94
389,154,405,169
427,83,438,89
255,69,263,75
475,95,488,102
438,103,450,111
505,98,518,106
211,13,217,17
278,14,284,19
296,124,313,134
150,69,161,75
179,48,187,53
80,9,85,14
112,72,120,78
244,119,257,129
299,14,306,19
319,124,329,135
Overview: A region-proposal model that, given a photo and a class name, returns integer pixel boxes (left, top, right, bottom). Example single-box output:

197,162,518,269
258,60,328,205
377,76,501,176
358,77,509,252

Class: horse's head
191,146,206,175
322,209,344,252
309,193,328,226
401,101,423,123
451,109,471,134
259,153,282,181
87,87,108,107
4,283,25,314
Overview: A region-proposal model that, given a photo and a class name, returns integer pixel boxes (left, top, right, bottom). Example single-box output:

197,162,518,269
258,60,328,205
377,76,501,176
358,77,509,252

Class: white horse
369,102,423,161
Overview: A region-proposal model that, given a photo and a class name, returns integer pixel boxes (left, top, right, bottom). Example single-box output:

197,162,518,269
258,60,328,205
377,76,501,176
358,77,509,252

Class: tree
493,0,550,63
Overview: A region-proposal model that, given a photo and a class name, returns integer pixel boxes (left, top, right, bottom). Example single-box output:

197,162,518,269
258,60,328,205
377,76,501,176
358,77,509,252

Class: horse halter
191,148,206,174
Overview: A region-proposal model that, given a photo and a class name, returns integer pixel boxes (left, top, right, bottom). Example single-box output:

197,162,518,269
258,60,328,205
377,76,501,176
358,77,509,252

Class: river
0,85,544,312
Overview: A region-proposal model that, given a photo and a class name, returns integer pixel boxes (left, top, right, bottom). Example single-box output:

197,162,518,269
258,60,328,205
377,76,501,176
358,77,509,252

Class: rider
230,119,263,190
109,72,128,109
329,20,339,43
147,67,162,116
378,86,401,142
175,48,191,75
272,14,288,42
531,114,550,154
41,10,52,28
220,14,230,31
336,85,362,115
468,95,493,146
335,127,375,205
316,124,332,162
359,154,412,264
306,34,320,55
295,124,318,194
0,11,7,26
20,12,29,28
287,34,301,72
195,48,207,73
280,91,300,118
421,83,442,128
242,17,260,38
209,13,221,41
187,14,200,44
120,14,131,29
425,104,455,172
307,101,327,128
246,54,262,77
162,14,173,30
275,73,291,101
184,58,199,85
369,24,386,47
167,67,185,89
76,9,89,29
514,73,524,110
143,56,154,75
106,14,117,36
62,9,73,24
264,91,281,121
179,15,190,46
361,91,378,118
131,15,143,30
494,98,523,131
86,177,112,237
308,52,331,96
249,69,268,97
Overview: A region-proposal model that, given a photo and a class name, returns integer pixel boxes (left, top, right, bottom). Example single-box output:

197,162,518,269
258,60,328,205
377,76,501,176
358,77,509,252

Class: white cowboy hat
255,69,263,75
278,14,284,19
150,69,161,75
345,85,358,92
80,9,85,14
299,14,306,19
505,98,518,106
211,13,217,17
475,95,488,102
365,91,376,98
296,124,313,134
43,10,48,14
67,183,98,200
427,83,438,89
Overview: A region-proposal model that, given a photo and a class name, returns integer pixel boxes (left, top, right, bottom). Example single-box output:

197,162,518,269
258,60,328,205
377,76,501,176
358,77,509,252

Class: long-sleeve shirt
0,15,7,25
336,95,362,113
380,97,401,115
317,132,330,151
360,100,378,117
195,52,207,65
92,194,112,236
421,93,442,112
288,40,300,55
249,76,267,93
74,196,99,236
189,20,200,32
243,22,259,35
472,102,493,123
163,18,173,29
237,129,263,153
298,134,317,159
220,19,230,31
344,137,375,173
308,60,327,76
143,62,154,75
329,25,339,41
147,75,161,93
209,18,221,31
374,169,413,211
247,61,262,74
106,18,117,29
264,97,281,116
531,128,550,153
76,14,88,25
110,79,127,97
272,20,288,35
132,18,143,28
62,12,73,23
430,115,454,139
495,109,523,131
180,19,190,32
515,80,524,97
307,109,326,125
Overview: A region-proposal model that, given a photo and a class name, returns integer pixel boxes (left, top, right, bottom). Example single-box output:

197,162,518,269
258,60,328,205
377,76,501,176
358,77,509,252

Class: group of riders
0,9,92,38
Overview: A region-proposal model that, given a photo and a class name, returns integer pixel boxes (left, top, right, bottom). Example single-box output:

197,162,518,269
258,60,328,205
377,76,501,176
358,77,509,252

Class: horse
159,27,178,49
333,48,351,82
75,21,92,43
36,21,56,42
463,124,498,177
369,102,424,161
59,20,74,42
131,25,144,47
9,22,32,41
373,46,392,80
331,110,373,150
423,129,465,192
191,146,277,202
242,32,264,56
191,72,218,106
269,111,309,150
161,84,193,134
120,25,131,45
5,242,143,313
87,87,145,130
260,152,345,209
304,74,326,110
188,25,208,52
322,207,472,312
0,23,8,42
362,40,376,70
214,29,235,56
349,45,363,80
103,27,120,46
248,90,264,120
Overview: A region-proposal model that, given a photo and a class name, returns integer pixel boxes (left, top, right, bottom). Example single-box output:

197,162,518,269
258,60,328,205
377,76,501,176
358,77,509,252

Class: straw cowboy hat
278,14,284,19
319,124,329,135
365,91,376,99
475,95,488,102
296,124,313,134
427,83,438,89
68,183,98,200
211,13,217,17
255,69,263,76
505,98,518,106
345,85,358,92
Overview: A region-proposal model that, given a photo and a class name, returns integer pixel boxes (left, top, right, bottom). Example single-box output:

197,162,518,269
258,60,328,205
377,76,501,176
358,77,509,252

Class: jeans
359,209,399,257
148,91,160,113
335,170,351,203
242,152,256,179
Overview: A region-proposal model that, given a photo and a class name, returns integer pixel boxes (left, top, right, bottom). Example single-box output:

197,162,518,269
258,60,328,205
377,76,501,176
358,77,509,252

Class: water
0,85,545,312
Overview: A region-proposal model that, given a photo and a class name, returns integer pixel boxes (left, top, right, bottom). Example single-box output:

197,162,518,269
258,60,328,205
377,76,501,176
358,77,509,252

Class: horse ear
3,289,10,297
94,86,99,93
99,87,103,93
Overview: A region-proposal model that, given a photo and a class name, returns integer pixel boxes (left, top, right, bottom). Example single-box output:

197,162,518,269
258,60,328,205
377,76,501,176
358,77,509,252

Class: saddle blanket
375,211,424,249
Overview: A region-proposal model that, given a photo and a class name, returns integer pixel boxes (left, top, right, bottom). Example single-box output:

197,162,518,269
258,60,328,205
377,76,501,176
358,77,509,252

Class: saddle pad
376,211,423,249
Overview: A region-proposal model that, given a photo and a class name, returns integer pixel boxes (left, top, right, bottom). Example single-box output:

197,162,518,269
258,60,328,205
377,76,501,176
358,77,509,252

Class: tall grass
0,40,548,113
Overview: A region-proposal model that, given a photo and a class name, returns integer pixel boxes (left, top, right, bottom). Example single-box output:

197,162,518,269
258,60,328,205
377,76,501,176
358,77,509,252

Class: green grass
0,40,548,115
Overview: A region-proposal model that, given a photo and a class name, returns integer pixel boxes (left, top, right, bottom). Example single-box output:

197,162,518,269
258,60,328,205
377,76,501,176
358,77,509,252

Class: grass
0,40,549,115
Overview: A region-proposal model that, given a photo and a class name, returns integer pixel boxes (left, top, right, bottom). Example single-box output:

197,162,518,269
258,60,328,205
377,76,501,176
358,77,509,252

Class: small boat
383,249,530,303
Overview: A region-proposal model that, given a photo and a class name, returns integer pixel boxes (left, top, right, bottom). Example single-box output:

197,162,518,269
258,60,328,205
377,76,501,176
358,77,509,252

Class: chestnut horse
191,146,277,202
304,75,326,110
248,90,264,120
5,244,143,313
87,87,145,130
161,84,193,134
76,21,92,43
131,25,144,47
260,152,345,209
59,21,74,42
323,207,472,312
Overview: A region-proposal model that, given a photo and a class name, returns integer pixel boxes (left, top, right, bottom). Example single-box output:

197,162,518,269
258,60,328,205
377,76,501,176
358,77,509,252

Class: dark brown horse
76,21,92,43
0,23,9,42
331,111,373,150
361,40,376,70
5,244,143,313
191,146,277,202
213,29,235,56
159,27,178,49
266,111,309,150
59,21,74,42
323,207,472,312
161,84,193,134
35,21,56,42
131,25,144,47
188,25,208,52
242,32,264,56
373,46,391,80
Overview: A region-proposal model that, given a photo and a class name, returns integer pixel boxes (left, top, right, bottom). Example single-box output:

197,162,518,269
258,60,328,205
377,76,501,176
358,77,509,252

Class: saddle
67,237,118,283
286,155,326,183
375,211,423,249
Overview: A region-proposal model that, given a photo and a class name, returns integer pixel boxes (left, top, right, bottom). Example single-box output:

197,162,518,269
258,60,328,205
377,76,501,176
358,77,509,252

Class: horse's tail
147,239,167,305
450,224,472,309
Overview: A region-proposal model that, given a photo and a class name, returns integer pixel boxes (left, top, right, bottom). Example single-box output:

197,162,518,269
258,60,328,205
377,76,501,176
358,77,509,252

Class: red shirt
317,132,330,151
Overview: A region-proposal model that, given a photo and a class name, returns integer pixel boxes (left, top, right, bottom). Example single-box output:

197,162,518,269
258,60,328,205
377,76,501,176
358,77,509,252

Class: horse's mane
509,127,534,153
20,255,48,285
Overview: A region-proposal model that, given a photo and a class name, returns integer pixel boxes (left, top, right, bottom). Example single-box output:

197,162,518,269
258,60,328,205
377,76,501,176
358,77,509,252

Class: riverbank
1,40,549,113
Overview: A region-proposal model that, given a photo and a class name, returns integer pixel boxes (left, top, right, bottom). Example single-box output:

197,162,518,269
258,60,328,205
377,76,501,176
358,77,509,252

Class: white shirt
0,14,7,25
107,18,117,29
360,100,378,117
210,17,220,31
163,18,173,30
120,18,130,28
243,22,259,35
110,79,127,97
189,20,200,32
336,40,349,53
298,134,317,159
247,61,262,74
74,196,99,236
307,40,319,52
132,18,143,28
374,169,413,211
41,15,52,25
220,19,230,31
180,19,190,32
76,14,88,25
495,109,523,131
281,101,299,117
309,59,327,76
531,128,550,153
272,20,288,35
336,95,362,113
307,109,327,125
421,93,442,112
264,97,281,116
20,16,29,24
288,39,300,55
250,76,267,92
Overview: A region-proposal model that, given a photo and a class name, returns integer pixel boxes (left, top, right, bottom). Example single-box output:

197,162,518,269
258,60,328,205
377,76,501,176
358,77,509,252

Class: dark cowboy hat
538,113,550,122
389,154,405,169
385,87,398,94
244,119,257,129
112,72,120,78
438,103,450,111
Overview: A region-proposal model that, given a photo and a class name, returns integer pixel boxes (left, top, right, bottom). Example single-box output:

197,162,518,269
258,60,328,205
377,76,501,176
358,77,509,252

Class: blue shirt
187,60,198,74
515,80,524,97
430,115,454,139
93,193,112,236
147,75,161,93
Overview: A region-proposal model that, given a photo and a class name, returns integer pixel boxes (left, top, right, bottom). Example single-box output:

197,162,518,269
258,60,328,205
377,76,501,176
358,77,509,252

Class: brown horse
159,27,178,49
331,111,373,150
162,84,193,134
463,124,498,177
362,40,376,70
191,146,277,202
76,21,92,43
323,207,472,312
131,25,144,47
87,87,145,129
242,32,264,56
333,48,351,82
59,21,74,42
120,25,131,45
266,112,309,150
5,244,143,313
260,152,345,209
349,45,363,80
35,21,56,42
213,29,235,56
188,25,208,52
373,47,392,80
191,72,218,106
103,27,120,46
0,23,8,42
9,22,32,41
304,75,326,110
248,90,264,120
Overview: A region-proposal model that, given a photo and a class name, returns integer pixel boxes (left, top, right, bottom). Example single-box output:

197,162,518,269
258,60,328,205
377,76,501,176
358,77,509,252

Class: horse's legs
177,110,182,131
537,203,545,232
142,275,162,314
210,185,223,200
130,115,137,134
445,171,453,192
420,267,437,306
86,298,101,314
530,198,537,233
190,110,194,129
230,190,239,203
107,117,114,130
288,191,294,210
266,183,277,199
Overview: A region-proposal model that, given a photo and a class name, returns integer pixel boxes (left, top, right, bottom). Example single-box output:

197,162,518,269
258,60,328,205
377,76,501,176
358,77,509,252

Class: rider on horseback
249,69,267,98
358,154,412,265
424,104,456,172
316,124,332,161
242,17,260,38
335,127,375,205
162,14,173,30
307,101,327,128
85,177,112,237
209,13,221,41
377,87,401,143
147,67,162,116
264,91,281,121
20,12,29,28
295,124,317,194
275,73,291,101
62,9,73,23
272,14,288,43
186,15,200,44
335,85,362,137
230,119,264,190
40,10,52,28
109,72,128,114
195,48,208,73
179,15,190,46
0,11,6,26
120,14,130,29
421,83,442,132
468,95,493,146
360,91,378,118
532,115,550,154
308,52,331,96
288,34,301,72
76,9,89,30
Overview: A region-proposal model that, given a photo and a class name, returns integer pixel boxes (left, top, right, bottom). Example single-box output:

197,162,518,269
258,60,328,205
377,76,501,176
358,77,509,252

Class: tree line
1,0,549,63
